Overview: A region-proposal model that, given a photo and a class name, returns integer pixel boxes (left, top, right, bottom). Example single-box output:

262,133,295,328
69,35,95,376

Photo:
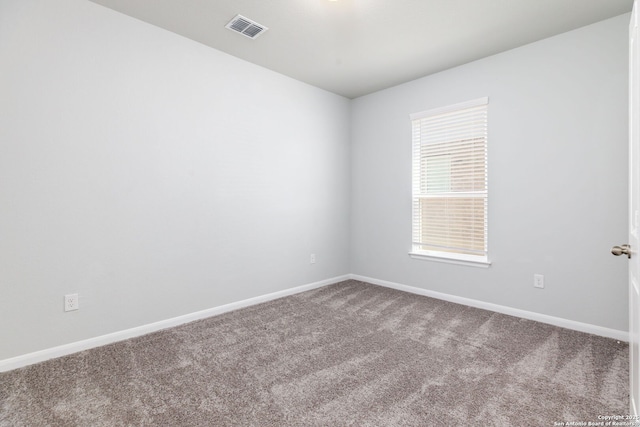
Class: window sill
409,251,491,268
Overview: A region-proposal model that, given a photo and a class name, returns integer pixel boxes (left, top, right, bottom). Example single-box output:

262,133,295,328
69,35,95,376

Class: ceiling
88,0,634,99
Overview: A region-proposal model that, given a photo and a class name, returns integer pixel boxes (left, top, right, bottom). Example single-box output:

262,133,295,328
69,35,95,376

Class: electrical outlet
64,293,79,312
533,274,544,289
310,253,316,264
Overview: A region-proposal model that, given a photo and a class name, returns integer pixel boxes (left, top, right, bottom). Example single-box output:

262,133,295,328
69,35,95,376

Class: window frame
409,97,491,268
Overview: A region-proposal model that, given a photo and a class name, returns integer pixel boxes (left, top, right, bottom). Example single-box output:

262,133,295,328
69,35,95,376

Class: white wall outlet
64,293,79,311
310,253,316,264
533,274,544,289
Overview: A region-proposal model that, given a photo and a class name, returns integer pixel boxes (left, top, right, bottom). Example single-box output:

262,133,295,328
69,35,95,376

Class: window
410,97,489,267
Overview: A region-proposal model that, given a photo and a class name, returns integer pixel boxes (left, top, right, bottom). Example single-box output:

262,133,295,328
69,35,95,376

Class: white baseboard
349,274,629,342
1,273,627,372
0,275,350,373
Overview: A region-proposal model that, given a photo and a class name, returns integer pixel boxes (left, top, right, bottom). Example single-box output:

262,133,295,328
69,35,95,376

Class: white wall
350,14,630,332
0,0,350,360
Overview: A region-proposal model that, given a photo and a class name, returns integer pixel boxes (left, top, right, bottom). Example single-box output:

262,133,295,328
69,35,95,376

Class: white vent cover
225,15,268,39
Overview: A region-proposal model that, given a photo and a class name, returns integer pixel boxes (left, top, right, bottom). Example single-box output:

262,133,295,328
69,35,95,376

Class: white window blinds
411,97,488,263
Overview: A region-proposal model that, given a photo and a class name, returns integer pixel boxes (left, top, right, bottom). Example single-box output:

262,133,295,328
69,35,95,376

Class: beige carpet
0,280,629,426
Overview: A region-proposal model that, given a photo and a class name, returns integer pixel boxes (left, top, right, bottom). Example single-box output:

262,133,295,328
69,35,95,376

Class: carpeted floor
0,280,629,426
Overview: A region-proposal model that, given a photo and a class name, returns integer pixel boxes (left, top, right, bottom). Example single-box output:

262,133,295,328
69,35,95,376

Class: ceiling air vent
225,15,268,39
